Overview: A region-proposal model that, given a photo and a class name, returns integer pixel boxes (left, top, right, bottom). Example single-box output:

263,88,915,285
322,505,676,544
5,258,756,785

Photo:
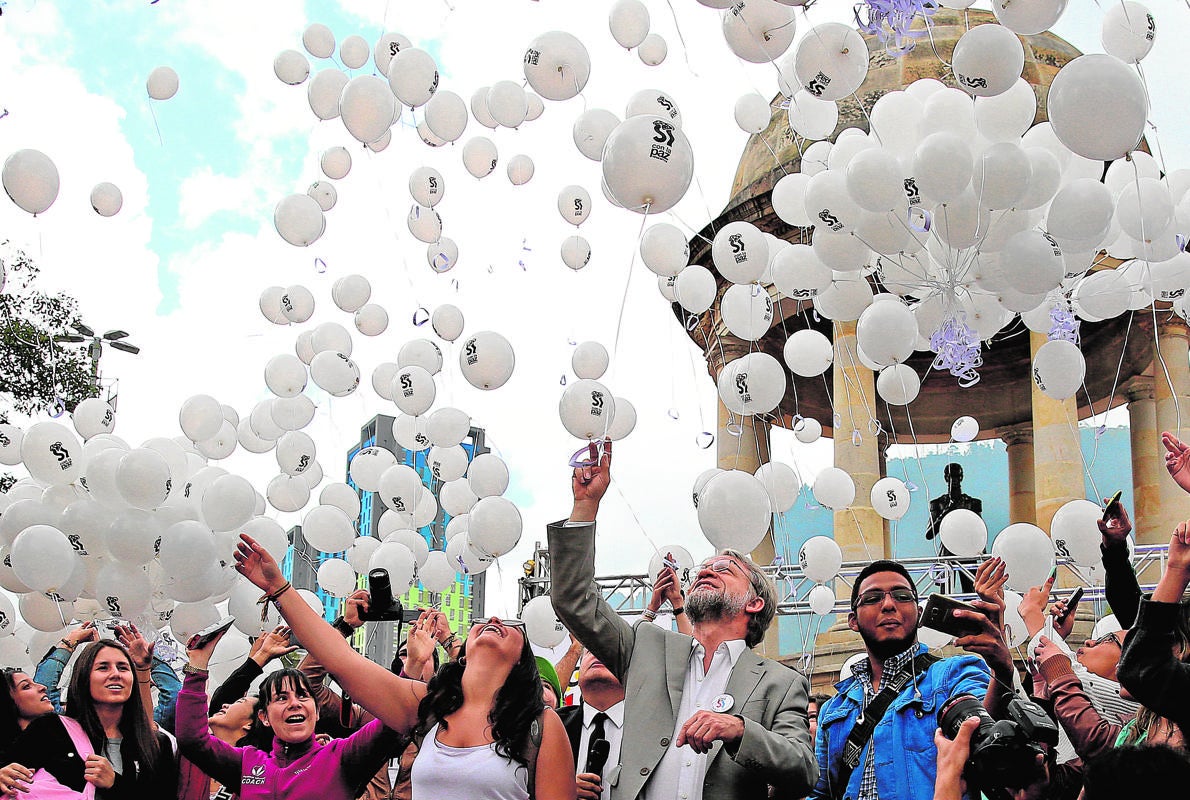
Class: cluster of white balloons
692,459,802,553
2,149,123,218
558,341,636,442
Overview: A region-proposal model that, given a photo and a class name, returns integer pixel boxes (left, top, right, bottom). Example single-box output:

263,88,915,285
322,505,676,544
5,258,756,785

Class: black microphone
585,737,611,776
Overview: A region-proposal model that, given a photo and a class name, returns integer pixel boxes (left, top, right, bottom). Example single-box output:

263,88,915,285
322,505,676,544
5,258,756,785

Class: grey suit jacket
548,520,818,800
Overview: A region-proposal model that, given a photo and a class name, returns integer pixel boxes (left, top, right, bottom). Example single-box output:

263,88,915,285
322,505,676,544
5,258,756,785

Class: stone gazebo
676,10,1190,668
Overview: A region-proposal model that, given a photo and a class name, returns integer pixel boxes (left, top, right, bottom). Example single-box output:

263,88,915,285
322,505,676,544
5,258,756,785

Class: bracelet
257,582,292,621
642,609,658,622
59,639,76,651
332,616,355,637
440,634,457,647
182,664,209,677
672,606,685,616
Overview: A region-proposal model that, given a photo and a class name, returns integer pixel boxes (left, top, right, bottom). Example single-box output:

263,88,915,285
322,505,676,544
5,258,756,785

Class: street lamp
52,323,141,408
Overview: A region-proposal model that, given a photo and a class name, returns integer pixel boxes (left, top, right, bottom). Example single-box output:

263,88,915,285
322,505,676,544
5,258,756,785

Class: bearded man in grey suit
548,442,817,800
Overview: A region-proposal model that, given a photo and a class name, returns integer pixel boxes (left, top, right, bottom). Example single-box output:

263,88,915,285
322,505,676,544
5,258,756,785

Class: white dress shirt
643,638,747,800
578,700,625,800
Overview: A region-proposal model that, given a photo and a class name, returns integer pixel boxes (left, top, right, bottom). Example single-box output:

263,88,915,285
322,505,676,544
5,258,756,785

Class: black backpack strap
833,653,940,799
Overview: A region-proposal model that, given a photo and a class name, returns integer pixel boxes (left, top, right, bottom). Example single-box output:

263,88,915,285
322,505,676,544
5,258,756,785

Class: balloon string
1062,402,1103,511
759,135,789,176
146,98,164,147
662,0,700,78
610,204,651,384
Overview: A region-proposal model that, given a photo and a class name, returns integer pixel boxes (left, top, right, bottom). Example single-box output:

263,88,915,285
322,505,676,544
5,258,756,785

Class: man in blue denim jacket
808,560,1016,800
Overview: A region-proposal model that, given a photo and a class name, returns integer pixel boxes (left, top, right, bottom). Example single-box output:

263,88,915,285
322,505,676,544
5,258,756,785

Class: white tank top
410,723,530,800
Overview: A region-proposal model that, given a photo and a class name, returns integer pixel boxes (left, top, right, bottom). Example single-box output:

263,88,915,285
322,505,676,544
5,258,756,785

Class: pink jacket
176,671,402,800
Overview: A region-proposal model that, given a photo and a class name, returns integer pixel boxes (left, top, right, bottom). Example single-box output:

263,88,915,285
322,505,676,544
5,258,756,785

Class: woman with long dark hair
233,534,576,799
178,630,402,800
3,639,177,798
0,669,55,794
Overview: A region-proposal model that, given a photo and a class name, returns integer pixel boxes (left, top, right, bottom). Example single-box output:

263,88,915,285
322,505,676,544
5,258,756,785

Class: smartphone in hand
187,617,236,651
920,594,985,638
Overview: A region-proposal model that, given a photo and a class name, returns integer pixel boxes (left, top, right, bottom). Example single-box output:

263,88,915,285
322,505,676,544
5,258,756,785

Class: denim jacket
808,645,991,800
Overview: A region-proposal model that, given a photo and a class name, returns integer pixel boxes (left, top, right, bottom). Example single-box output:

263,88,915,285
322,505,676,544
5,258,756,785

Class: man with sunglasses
808,559,1010,800
549,441,817,800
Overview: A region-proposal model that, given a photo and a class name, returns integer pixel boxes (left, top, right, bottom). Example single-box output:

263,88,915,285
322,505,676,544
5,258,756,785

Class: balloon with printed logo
392,414,432,454
561,235,592,271
1051,499,1104,567
12,525,79,593
409,167,446,209
390,365,436,416
459,331,515,390
309,352,360,397
712,221,769,285
387,47,439,108
720,284,774,341
375,32,412,74
559,380,616,440
641,223,690,277
428,445,468,483
348,446,396,493
95,561,151,618
991,0,1067,34
625,90,682,128
463,136,498,179
524,31,591,101
72,398,115,440
523,595,567,648
697,470,770,552
952,23,1024,98
280,284,315,323
992,523,1055,592
601,115,693,213
3,149,60,216
799,536,843,583
1031,339,1085,401
20,422,83,487
791,23,868,101
369,543,417,593
723,0,797,63
951,416,979,443
717,352,786,416
1102,2,1156,63
115,448,171,510
0,424,24,467
871,477,910,521
557,185,591,227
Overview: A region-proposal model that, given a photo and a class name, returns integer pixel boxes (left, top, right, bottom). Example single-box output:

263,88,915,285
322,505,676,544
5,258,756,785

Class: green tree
1,243,97,490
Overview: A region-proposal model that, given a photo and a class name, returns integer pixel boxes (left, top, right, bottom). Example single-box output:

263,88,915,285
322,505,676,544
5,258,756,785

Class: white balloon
146,66,179,100
391,365,436,416
11,525,79,592
783,329,833,377
1051,499,1105,567
561,235,592,271
21,422,83,487
572,342,610,381
723,0,796,63
468,496,522,557
303,505,355,553
712,221,769,285
846,149,905,213
1048,54,1148,161
975,78,1037,142
72,398,116,440
398,339,444,375
274,194,325,247
507,154,535,186
675,265,716,314
992,523,1055,592
349,446,397,493
524,30,591,101
876,364,920,405
1032,339,1085,400
857,299,916,366
812,467,855,510
717,352,786,416
523,595,567,648
697,470,770,552
468,454,509,498
787,91,838,140
339,75,396,144
913,132,972,204
115,448,171,510
459,331,515,390
601,115,693,213
790,23,867,101
89,182,123,217
609,0,650,49
321,147,352,180
799,536,843,583
951,416,979,442
462,136,498,179
274,49,310,85
559,380,615,440
952,23,1024,98
871,477,910,521
755,462,801,513
419,550,456,593
939,509,988,557
310,352,360,397
1102,2,1156,63
369,542,417,592
428,445,469,483
387,48,439,108
991,0,1067,35
641,223,690,277
2,149,60,215
558,185,592,227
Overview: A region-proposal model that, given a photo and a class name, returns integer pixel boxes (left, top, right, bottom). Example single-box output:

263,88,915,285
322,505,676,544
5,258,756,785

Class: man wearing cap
549,443,816,800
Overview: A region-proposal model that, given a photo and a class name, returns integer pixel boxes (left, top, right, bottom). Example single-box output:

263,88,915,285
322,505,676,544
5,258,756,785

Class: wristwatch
332,616,355,637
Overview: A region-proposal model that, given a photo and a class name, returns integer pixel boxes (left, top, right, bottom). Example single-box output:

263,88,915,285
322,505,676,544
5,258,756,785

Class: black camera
360,568,405,622
938,694,1059,799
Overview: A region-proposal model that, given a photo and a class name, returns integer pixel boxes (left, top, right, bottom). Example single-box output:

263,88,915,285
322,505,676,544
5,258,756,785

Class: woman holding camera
233,533,576,800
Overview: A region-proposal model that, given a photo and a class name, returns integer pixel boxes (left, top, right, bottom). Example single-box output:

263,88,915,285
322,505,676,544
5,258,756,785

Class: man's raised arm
547,441,636,682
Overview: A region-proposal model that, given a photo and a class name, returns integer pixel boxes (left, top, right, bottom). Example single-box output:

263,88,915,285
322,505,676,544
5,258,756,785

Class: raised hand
570,440,611,521
1097,497,1132,545
234,534,286,593
187,626,228,670
973,557,1007,604
113,623,154,671
65,621,99,648
343,589,371,629
1163,431,1190,494
252,626,298,665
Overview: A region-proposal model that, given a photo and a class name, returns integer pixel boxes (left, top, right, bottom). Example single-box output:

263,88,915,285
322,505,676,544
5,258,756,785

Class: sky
1,0,1187,639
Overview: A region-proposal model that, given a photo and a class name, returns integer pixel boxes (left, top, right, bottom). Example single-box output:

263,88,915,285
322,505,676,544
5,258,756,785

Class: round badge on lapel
711,693,735,713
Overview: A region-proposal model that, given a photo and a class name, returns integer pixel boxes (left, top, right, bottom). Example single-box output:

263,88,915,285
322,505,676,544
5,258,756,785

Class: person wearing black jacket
7,639,177,798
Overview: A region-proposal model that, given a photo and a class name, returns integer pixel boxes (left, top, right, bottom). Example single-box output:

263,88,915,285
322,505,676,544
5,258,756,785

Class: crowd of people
1,435,1190,798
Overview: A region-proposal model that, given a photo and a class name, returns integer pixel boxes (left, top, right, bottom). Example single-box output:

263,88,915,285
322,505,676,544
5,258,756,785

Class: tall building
281,524,342,625
346,414,488,668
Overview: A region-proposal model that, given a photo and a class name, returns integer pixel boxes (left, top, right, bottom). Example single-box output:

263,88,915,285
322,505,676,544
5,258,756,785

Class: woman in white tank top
234,535,576,799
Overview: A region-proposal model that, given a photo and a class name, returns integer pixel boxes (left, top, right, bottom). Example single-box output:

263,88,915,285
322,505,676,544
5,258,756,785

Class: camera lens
938,693,993,740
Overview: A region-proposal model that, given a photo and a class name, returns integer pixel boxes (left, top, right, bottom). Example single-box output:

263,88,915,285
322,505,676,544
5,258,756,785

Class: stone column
1125,375,1163,545
1029,332,1084,533
831,321,888,561
998,423,1036,525
1154,317,1190,539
